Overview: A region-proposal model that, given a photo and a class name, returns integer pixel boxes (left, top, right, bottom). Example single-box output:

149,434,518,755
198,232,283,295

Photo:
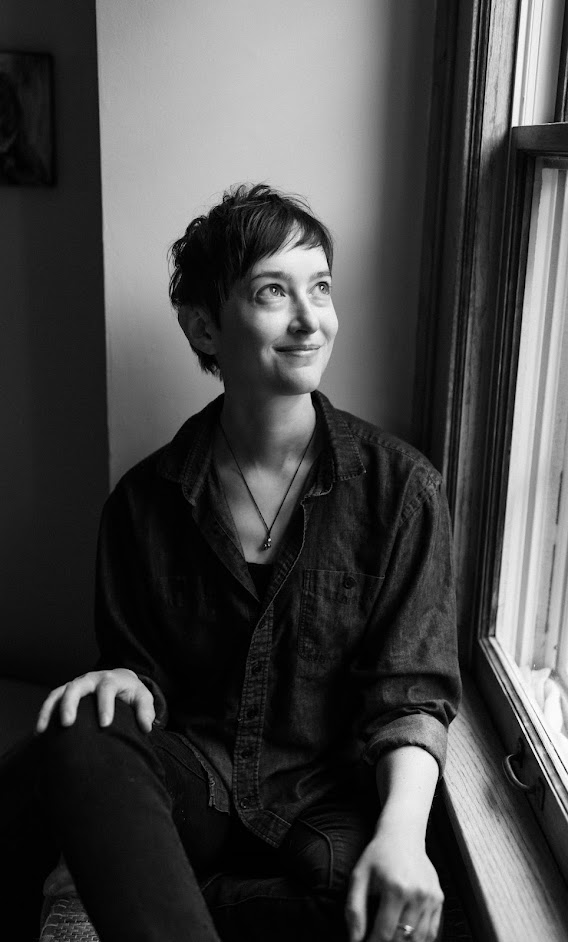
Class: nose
290,294,319,334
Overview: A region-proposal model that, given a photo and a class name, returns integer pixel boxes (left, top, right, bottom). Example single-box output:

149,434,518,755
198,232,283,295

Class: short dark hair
168,183,334,377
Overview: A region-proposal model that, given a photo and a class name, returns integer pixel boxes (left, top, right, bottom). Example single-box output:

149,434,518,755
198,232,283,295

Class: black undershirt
247,562,273,603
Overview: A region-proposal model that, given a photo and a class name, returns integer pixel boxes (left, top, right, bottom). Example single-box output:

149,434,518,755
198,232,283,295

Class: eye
256,283,285,301
314,281,331,296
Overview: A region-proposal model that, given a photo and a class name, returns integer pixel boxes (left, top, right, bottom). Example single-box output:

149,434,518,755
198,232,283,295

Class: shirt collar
157,390,365,503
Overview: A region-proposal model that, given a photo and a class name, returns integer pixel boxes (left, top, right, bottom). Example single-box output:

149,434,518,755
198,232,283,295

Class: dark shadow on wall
0,0,108,684
365,0,437,447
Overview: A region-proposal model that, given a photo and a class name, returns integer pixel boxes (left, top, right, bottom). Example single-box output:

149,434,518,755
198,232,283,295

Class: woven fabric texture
40,896,99,942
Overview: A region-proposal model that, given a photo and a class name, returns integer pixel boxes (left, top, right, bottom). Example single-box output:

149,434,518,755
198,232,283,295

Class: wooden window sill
443,674,568,941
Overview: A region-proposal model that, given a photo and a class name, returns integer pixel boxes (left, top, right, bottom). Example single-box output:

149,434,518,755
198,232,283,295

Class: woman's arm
345,746,443,942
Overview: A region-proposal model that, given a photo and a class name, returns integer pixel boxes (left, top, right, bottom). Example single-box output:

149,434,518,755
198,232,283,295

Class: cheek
325,308,339,341
222,322,258,352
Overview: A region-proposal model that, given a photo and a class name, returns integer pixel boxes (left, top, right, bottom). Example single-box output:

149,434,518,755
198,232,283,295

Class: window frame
476,121,568,879
414,0,568,880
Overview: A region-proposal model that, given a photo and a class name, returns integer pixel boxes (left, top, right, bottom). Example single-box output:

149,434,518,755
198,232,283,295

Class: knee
39,695,142,783
41,692,96,747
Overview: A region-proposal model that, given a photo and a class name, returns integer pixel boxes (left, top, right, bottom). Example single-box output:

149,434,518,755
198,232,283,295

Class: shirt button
246,705,259,719
240,747,252,759
239,797,252,809
251,661,262,674
343,575,356,589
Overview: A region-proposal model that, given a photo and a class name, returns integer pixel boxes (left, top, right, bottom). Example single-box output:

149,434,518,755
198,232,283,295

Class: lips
275,345,321,352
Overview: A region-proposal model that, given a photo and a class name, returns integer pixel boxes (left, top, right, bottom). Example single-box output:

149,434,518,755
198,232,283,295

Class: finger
96,676,119,727
58,675,97,726
407,907,432,942
35,686,67,733
345,867,370,942
131,686,155,733
396,900,426,942
398,895,441,942
369,888,405,942
427,902,443,942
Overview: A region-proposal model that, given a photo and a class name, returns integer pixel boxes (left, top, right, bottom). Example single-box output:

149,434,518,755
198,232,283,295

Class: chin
274,372,323,396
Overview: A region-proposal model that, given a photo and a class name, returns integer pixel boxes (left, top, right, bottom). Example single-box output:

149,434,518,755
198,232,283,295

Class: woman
37,184,460,942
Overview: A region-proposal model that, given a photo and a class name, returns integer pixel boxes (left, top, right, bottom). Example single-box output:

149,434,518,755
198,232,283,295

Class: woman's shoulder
319,393,442,490
110,395,222,500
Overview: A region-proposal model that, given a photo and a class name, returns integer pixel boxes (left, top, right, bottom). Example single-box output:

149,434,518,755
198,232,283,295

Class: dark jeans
39,696,376,942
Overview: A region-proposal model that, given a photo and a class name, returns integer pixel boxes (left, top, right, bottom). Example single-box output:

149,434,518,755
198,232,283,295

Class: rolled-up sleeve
354,472,461,777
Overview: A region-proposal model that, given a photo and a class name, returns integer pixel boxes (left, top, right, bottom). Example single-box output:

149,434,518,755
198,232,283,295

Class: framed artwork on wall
0,51,54,186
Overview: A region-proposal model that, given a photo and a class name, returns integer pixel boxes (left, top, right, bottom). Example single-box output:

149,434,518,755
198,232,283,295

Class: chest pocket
298,569,384,664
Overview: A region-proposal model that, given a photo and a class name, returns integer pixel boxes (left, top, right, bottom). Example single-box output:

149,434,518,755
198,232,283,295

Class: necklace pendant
262,536,272,550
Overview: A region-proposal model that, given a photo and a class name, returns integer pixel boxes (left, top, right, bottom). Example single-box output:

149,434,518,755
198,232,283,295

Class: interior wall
0,1,108,683
95,0,437,485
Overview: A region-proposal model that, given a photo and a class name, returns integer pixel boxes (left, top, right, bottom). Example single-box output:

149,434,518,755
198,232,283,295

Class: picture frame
0,51,54,186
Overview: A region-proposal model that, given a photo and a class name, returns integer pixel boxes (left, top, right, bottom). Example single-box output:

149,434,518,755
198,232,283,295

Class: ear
178,305,218,355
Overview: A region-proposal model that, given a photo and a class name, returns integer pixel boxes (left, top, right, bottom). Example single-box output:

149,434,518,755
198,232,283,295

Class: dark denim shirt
95,392,461,848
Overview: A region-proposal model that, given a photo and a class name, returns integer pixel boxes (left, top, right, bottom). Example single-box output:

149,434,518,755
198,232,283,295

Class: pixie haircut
169,183,334,377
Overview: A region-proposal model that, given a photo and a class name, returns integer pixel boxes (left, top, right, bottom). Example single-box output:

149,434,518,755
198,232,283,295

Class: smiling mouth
275,345,321,352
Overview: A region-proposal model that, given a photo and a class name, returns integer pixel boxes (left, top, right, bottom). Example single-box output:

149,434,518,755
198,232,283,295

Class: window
415,0,568,880
482,113,568,875
513,0,565,125
496,155,568,781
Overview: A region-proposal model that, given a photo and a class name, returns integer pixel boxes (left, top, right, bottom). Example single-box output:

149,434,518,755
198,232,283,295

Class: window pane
496,159,568,778
512,0,565,125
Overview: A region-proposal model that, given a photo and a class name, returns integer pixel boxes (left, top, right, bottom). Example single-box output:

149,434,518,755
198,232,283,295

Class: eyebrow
249,269,331,282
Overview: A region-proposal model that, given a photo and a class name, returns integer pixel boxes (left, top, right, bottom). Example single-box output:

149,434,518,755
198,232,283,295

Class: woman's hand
345,824,443,942
35,668,155,734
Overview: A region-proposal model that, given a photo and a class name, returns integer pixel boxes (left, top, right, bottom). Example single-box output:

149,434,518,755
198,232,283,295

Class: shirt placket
232,483,324,838
232,605,273,818
181,414,338,840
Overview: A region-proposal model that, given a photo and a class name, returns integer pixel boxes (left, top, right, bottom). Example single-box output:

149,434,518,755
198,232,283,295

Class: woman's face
211,241,338,400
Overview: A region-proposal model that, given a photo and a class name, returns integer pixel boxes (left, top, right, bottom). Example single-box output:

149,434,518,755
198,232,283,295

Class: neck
219,392,317,470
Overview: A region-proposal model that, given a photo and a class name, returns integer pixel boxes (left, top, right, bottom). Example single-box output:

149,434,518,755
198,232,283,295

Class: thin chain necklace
218,420,316,551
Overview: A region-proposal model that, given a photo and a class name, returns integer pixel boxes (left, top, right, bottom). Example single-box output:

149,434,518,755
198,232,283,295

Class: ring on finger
396,924,415,940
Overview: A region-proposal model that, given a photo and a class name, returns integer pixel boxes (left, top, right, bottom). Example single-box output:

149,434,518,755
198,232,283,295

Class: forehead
248,242,330,281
